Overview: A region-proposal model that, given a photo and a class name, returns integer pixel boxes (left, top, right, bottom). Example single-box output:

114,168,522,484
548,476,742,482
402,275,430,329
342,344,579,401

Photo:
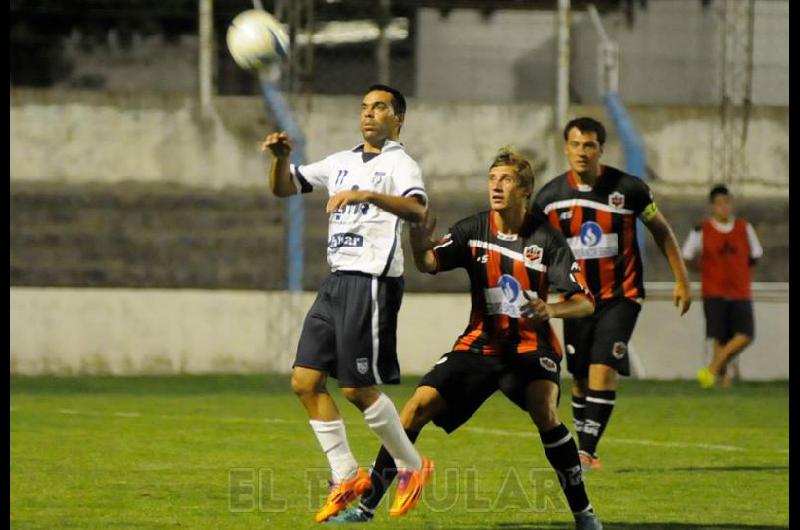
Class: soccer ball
226,9,289,72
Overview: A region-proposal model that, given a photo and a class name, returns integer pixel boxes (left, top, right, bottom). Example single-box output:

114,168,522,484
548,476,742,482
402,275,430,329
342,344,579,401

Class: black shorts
418,350,561,434
563,298,641,378
703,298,754,343
293,271,403,388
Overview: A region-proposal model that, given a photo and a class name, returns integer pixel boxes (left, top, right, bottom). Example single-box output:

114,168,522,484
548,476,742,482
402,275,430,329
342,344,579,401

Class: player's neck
573,165,602,186
493,208,527,235
712,214,732,224
363,135,399,154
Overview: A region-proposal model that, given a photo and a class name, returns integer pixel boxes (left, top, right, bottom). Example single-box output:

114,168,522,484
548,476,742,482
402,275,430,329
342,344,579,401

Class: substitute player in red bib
533,117,691,472
263,84,433,522
683,185,763,388
331,148,604,530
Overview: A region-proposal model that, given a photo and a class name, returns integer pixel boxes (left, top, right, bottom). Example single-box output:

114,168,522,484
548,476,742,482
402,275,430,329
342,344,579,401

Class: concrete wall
10,286,788,380
417,1,789,106
10,89,789,195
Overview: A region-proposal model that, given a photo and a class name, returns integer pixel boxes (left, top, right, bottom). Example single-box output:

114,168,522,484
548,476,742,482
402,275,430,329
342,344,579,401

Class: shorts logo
523,245,543,265
498,274,521,304
356,357,369,375
579,222,603,247
609,191,625,209
612,341,627,359
539,357,557,373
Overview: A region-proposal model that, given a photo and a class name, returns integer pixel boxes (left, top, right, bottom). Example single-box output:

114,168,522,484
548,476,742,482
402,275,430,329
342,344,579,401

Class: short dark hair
366,83,406,117
563,117,606,145
709,184,730,202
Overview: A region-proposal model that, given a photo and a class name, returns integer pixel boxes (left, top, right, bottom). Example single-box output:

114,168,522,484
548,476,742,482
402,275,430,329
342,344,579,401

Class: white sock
309,419,359,483
362,393,423,471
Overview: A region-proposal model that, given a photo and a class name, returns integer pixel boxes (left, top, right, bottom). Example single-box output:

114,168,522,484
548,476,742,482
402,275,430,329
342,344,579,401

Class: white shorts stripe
370,277,383,385
571,402,587,408
586,397,616,405
542,432,573,448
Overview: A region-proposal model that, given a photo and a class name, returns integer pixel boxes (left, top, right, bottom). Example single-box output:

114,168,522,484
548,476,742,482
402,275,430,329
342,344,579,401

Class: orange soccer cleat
579,451,603,472
389,457,435,517
314,467,372,523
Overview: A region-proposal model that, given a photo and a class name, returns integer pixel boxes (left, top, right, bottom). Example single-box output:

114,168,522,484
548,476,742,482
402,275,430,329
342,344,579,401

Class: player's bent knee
401,387,444,429
340,386,380,409
290,369,325,397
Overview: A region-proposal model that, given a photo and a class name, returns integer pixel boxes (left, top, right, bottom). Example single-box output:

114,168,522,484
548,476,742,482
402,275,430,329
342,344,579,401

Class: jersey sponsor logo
567,222,619,259
539,356,557,373
331,185,370,222
523,245,543,266
485,274,535,318
611,341,627,359
372,171,385,185
476,254,489,264
328,232,365,250
609,191,625,209
559,210,573,220
356,357,369,375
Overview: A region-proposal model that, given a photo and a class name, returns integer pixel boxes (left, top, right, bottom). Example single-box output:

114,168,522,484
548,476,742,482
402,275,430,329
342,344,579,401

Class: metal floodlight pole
555,0,571,132
198,0,214,113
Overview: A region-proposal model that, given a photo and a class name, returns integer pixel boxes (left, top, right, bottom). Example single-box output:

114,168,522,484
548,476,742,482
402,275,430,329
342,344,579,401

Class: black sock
359,429,420,513
540,423,592,514
572,395,587,436
578,389,616,457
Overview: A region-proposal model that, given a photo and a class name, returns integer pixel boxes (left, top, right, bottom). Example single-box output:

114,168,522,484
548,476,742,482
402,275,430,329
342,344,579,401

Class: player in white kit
262,84,433,522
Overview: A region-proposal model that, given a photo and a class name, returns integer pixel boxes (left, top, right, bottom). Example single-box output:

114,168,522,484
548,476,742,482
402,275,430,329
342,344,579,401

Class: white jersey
290,140,427,277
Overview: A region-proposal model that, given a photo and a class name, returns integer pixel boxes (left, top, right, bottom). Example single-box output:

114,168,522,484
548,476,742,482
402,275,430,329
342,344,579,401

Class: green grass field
10,375,788,529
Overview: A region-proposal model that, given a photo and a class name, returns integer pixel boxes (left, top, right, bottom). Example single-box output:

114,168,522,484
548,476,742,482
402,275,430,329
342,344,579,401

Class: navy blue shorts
293,271,403,388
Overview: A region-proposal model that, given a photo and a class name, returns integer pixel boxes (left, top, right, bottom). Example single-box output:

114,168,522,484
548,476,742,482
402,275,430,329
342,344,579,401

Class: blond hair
489,147,535,196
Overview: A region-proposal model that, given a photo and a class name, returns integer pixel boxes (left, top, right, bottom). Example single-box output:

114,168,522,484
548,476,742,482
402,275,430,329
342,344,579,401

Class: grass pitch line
463,427,783,454
49,407,288,424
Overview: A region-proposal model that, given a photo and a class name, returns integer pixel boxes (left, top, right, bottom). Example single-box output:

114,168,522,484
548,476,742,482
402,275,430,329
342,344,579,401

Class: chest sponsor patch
328,232,364,250
484,274,537,318
567,221,619,259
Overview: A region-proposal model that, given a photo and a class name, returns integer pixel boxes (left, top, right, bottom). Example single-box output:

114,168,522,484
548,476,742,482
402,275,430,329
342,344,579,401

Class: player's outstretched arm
522,292,594,323
645,211,692,315
261,131,297,197
408,210,438,273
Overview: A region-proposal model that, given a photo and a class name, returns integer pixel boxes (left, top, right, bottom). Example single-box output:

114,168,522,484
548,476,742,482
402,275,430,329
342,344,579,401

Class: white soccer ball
226,9,289,72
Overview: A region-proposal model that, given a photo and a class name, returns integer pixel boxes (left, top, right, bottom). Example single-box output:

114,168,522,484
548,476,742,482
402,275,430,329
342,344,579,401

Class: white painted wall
10,286,788,380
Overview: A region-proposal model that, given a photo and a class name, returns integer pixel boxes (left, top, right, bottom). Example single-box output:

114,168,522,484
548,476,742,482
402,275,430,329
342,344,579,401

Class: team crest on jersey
356,357,369,374
523,245,543,265
611,341,627,359
539,357,557,373
609,191,625,208
372,171,385,185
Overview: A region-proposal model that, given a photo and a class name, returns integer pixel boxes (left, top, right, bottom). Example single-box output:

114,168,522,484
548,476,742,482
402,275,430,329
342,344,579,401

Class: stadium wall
10,286,788,380
10,89,788,195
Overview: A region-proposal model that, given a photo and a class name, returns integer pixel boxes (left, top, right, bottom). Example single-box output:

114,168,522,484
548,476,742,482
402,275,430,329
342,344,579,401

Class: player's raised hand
673,280,692,316
409,208,437,247
261,131,292,158
521,290,552,323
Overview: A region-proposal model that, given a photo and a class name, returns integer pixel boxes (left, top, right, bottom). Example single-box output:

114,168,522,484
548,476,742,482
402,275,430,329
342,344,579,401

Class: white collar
352,139,404,153
710,217,736,233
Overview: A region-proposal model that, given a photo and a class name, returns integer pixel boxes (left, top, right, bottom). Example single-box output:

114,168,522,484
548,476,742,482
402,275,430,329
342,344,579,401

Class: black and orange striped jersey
532,165,655,302
431,210,592,357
